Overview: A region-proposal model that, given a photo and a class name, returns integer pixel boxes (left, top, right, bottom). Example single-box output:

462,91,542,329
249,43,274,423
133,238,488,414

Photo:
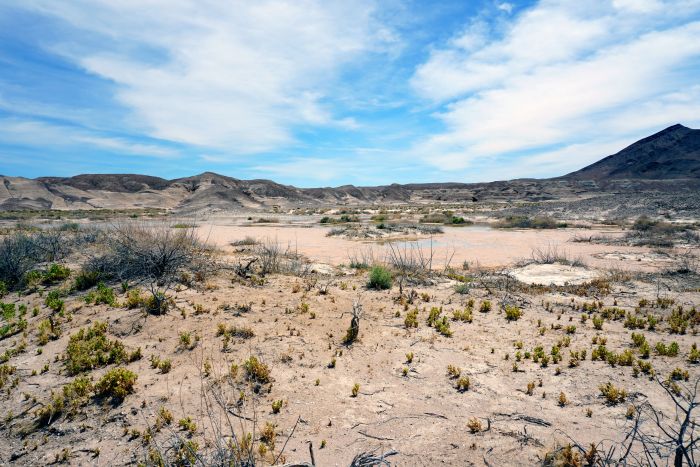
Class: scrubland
0,210,698,466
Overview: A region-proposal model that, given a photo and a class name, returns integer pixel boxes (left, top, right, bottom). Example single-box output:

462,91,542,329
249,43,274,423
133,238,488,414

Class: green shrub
74,270,101,291
0,281,7,298
65,321,132,375
367,266,392,290
95,367,137,400
599,382,627,404
85,282,117,307
504,305,522,321
479,300,491,313
42,264,71,284
44,290,65,312
243,356,271,384
404,308,419,328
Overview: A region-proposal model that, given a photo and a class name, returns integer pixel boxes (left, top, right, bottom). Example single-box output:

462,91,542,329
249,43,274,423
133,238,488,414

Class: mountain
1,124,698,212
564,124,700,182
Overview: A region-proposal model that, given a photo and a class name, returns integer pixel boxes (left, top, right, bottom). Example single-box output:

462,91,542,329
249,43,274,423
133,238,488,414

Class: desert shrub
631,332,647,348
36,376,94,427
467,417,482,433
456,376,470,392
125,288,144,309
65,321,132,375
0,232,40,288
454,283,470,294
87,223,212,313
94,367,137,400
452,308,473,323
271,399,283,414
479,300,491,313
243,356,271,384
592,315,604,330
44,290,65,312
367,266,392,290
0,281,6,298
655,341,679,357
689,343,700,364
504,305,522,321
447,365,461,378
40,264,71,284
85,282,117,307
404,308,419,328
599,382,627,404
74,270,101,291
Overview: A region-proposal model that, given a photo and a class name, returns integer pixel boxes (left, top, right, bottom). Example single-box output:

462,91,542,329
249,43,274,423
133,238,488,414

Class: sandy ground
198,223,663,272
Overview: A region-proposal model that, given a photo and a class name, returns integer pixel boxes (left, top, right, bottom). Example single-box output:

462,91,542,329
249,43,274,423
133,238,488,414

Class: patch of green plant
94,367,137,400
243,356,271,384
64,321,136,375
367,266,392,290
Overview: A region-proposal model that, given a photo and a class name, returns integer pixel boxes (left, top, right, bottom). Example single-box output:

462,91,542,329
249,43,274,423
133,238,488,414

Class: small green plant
456,376,470,392
367,266,392,290
243,356,271,384
688,343,700,364
447,365,461,379
504,305,522,321
45,290,65,313
74,270,101,291
405,352,414,364
592,315,604,330
599,382,627,405
272,399,283,414
351,383,360,397
479,301,491,313
95,367,137,401
178,416,197,434
65,321,133,375
404,308,419,328
85,282,117,307
467,417,482,433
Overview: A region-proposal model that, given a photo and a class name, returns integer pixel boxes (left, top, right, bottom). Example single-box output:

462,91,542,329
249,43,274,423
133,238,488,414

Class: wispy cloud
17,0,393,153
411,0,700,173
0,117,177,158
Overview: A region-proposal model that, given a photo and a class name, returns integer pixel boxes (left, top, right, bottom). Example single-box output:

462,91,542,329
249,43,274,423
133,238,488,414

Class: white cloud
18,0,391,153
0,117,176,157
497,3,514,14
411,0,700,172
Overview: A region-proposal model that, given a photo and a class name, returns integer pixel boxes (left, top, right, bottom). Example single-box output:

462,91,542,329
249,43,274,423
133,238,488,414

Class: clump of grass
367,266,392,290
456,376,470,392
504,305,522,321
95,367,137,401
452,308,473,322
599,382,627,405
558,392,568,407
65,322,137,375
467,417,482,433
447,365,461,379
178,416,197,434
404,308,419,328
351,383,360,397
479,300,491,313
243,356,271,384
84,282,117,307
44,290,65,313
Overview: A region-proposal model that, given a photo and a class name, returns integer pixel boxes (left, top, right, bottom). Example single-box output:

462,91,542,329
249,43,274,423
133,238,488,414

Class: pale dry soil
1,261,698,466
199,223,664,273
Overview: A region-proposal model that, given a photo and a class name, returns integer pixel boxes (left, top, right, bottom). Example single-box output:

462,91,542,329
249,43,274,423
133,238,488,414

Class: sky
1,0,699,187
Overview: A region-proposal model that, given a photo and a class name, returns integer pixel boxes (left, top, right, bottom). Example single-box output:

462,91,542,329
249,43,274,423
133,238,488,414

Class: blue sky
1,0,699,187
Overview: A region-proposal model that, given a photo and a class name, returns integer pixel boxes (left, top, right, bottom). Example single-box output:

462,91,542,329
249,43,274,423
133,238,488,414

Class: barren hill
564,124,700,182
1,124,699,212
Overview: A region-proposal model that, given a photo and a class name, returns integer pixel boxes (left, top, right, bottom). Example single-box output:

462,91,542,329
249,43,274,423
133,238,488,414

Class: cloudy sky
1,0,699,186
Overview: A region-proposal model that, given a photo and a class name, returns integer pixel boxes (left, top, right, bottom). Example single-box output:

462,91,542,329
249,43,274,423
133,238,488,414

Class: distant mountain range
1,124,698,212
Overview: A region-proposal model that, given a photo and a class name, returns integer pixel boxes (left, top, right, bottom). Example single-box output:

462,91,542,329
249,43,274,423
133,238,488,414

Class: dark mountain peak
564,124,700,181
36,173,170,193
